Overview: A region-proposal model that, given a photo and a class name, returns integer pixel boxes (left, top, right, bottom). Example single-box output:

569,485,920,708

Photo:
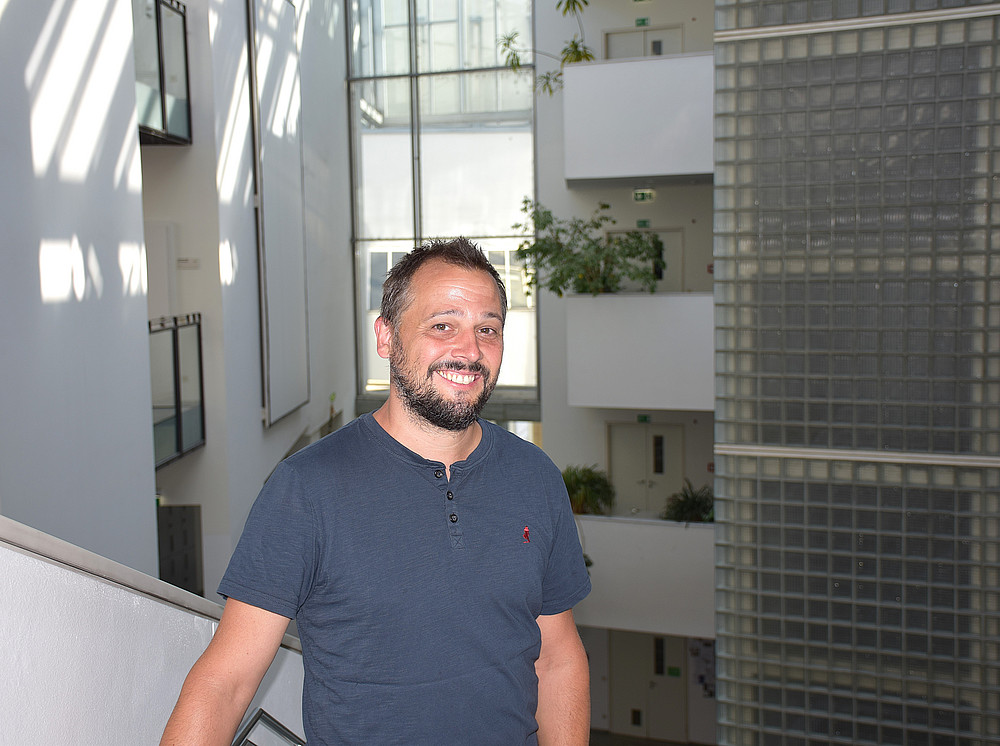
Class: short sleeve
538,463,591,616
217,461,320,619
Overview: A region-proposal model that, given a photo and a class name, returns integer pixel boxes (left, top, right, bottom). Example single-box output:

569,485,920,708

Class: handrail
0,514,302,653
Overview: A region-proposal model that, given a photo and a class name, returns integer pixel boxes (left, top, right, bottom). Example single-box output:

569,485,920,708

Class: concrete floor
589,730,684,746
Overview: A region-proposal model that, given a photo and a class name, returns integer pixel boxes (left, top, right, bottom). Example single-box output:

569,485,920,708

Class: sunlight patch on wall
295,0,310,45
219,240,237,286
39,236,86,303
208,2,218,42
24,0,69,90
87,245,105,298
118,241,147,297
271,53,299,138
114,109,144,193
217,47,251,205
60,0,133,182
28,0,112,178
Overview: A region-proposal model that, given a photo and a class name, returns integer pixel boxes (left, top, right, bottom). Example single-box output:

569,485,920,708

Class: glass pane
383,0,409,25
418,71,532,238
471,0,531,67
383,27,411,75
479,237,536,388
358,239,418,391
149,328,177,464
177,323,203,451
352,81,415,239
160,3,190,140
132,0,163,131
351,0,411,77
417,21,459,73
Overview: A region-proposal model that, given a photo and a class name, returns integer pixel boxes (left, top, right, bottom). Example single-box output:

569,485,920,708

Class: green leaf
556,0,589,16
561,37,595,66
498,31,522,71
514,199,666,296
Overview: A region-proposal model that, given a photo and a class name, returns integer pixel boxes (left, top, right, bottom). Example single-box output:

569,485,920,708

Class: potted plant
661,479,714,524
562,464,615,515
514,199,665,296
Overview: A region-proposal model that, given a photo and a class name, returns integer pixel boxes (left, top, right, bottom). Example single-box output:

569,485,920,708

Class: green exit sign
633,188,655,203
637,219,650,229
636,17,650,26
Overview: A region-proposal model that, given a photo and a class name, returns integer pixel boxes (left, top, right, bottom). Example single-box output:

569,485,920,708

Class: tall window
348,0,536,396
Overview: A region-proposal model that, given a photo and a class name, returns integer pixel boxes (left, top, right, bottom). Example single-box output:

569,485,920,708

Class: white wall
566,293,714,410
143,0,355,598
0,516,304,743
563,54,714,180
573,517,715,637
0,0,158,574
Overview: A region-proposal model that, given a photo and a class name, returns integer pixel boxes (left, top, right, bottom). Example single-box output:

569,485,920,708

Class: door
609,631,688,741
609,423,684,517
605,25,683,59
608,228,684,293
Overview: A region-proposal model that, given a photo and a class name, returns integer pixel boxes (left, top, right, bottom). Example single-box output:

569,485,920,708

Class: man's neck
373,398,482,479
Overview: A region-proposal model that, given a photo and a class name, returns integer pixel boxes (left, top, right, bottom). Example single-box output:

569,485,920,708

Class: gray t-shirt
219,413,591,745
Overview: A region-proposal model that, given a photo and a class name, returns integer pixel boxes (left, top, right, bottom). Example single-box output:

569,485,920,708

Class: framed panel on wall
248,0,310,425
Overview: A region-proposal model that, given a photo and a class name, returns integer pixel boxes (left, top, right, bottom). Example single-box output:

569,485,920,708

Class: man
161,238,592,745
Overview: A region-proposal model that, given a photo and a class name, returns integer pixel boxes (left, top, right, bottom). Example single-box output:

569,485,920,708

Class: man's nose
450,327,483,361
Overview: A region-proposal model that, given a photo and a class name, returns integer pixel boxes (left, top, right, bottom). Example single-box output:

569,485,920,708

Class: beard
389,347,497,432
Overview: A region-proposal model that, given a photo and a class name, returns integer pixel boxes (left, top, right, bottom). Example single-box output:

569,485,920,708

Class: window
348,0,537,395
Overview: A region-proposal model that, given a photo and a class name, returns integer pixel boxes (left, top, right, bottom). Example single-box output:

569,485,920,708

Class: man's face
377,260,504,431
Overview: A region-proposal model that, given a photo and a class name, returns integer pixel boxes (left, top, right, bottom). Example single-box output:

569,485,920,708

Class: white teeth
439,370,475,384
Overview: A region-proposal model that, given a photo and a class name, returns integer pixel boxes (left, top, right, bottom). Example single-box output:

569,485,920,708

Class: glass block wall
714,5,1000,745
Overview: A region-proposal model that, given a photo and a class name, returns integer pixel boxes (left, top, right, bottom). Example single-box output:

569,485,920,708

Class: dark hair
380,237,508,326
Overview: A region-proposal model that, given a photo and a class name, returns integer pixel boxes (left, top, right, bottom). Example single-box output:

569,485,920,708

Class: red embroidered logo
523,526,530,543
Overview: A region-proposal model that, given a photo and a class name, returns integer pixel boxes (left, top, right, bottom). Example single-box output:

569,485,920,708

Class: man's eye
480,327,499,336
432,323,450,331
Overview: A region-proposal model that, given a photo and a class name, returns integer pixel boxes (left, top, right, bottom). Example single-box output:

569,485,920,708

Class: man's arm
535,609,590,745
160,598,290,746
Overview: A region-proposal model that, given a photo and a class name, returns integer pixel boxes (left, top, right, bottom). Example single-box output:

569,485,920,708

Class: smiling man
161,238,592,746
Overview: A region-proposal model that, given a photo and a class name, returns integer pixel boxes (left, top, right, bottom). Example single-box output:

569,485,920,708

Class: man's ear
374,316,393,360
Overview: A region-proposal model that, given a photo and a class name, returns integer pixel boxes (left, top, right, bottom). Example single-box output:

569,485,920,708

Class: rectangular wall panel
252,0,310,425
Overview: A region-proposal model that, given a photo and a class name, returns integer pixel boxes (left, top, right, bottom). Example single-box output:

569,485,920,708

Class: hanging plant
514,199,664,296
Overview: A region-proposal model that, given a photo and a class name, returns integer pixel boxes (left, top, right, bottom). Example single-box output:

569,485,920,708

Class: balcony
573,516,715,639
565,292,714,411
562,53,714,181
149,314,205,468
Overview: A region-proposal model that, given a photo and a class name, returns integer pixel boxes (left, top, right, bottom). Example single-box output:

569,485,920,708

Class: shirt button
449,513,458,523
434,469,444,478
447,491,454,500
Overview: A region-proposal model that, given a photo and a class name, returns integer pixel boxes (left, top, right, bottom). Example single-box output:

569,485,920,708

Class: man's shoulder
480,420,556,469
281,414,371,472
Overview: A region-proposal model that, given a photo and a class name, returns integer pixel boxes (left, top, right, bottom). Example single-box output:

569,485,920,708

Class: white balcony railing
565,292,714,411
573,516,715,639
562,53,714,181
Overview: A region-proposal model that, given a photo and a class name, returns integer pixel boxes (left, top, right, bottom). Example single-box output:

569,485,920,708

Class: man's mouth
436,369,478,385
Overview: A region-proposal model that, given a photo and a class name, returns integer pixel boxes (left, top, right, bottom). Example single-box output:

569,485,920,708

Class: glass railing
149,314,205,468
